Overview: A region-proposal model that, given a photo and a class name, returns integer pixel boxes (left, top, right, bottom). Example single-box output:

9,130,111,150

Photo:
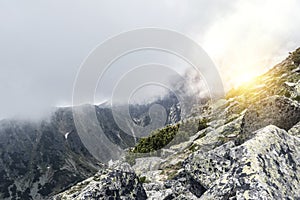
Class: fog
0,0,300,119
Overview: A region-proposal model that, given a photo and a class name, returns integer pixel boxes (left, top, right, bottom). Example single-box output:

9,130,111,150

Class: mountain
0,113,101,200
55,48,300,199
0,94,182,199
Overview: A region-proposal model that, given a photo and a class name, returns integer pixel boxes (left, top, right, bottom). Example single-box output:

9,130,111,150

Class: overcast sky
1,0,300,119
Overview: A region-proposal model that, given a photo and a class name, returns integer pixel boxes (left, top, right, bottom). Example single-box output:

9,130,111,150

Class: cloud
0,0,299,119
201,0,300,89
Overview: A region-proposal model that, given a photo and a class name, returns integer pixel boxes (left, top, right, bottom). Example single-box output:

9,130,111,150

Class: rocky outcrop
284,80,300,99
196,125,300,199
143,178,201,200
54,164,147,200
139,124,300,199
46,48,300,199
288,121,300,137
184,141,235,189
242,95,300,134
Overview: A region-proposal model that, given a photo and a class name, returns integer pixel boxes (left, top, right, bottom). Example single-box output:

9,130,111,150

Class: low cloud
0,0,299,119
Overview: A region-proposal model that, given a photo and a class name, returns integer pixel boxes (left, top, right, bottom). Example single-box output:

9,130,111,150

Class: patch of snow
65,132,70,139
108,159,113,167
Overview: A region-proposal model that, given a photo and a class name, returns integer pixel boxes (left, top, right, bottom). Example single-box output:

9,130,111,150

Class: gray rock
185,125,300,199
288,121,300,137
133,157,163,175
184,141,235,188
284,80,300,98
144,178,200,200
242,95,300,135
54,167,147,200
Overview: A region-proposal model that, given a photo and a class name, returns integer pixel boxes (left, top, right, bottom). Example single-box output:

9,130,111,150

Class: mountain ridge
55,47,300,199
0,92,186,199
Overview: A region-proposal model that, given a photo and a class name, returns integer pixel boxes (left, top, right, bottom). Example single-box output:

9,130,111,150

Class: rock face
0,94,183,199
186,125,300,199
54,164,147,200
184,141,235,190
242,95,300,134
288,121,300,137
0,112,102,200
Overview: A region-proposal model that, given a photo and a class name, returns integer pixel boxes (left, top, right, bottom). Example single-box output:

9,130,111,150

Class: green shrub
132,124,179,153
188,144,199,152
139,176,147,183
198,118,209,131
132,118,208,153
293,95,300,102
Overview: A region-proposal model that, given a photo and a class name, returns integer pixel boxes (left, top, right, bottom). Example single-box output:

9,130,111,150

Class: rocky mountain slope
0,94,182,200
0,112,102,200
55,48,300,199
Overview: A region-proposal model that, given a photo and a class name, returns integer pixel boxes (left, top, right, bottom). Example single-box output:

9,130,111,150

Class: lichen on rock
191,125,300,199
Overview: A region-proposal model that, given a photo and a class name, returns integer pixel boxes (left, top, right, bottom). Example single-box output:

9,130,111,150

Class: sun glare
230,71,257,88
234,73,254,85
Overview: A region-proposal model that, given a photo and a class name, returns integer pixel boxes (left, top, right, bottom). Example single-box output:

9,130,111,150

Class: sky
0,0,300,119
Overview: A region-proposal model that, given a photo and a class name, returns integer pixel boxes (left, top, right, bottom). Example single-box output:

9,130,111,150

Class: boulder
184,125,300,199
54,167,147,200
242,95,300,134
288,121,300,137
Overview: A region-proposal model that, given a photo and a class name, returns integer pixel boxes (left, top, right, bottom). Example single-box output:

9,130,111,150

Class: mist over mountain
1,1,300,200
1,47,300,199
0,89,200,199
55,48,300,199
1,0,300,120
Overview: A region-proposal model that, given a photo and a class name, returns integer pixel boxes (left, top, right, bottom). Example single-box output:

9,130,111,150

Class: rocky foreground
55,49,300,199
